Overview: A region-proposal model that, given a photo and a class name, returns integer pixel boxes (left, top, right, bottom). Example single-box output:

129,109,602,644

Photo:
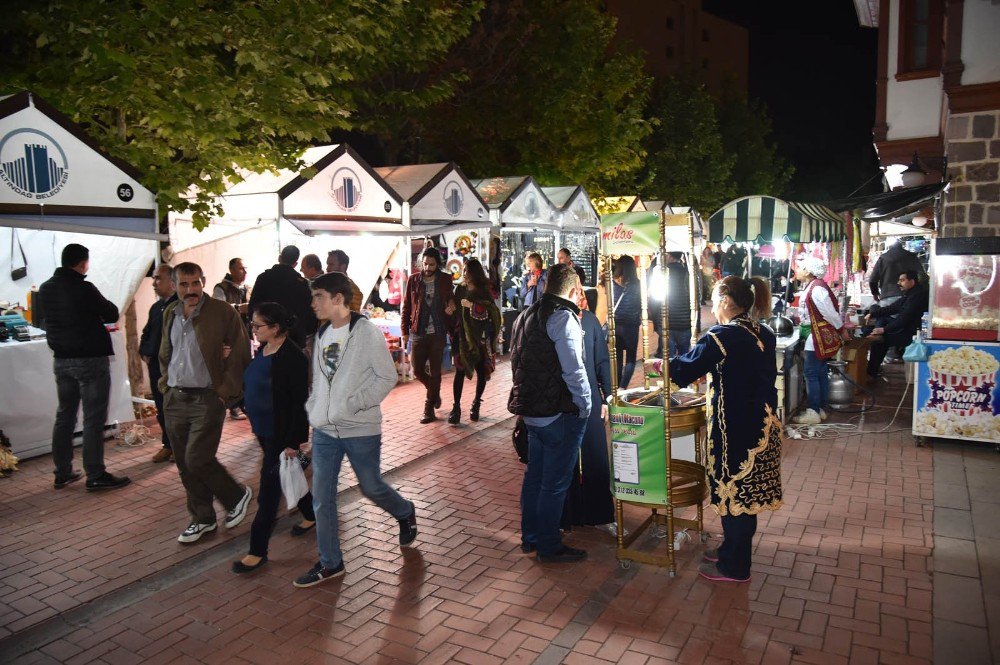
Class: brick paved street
0,356,995,664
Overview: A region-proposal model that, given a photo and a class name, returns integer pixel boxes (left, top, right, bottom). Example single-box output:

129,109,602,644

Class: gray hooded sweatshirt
307,312,398,438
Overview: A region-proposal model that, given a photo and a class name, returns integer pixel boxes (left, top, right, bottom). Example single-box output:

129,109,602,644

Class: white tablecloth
0,331,134,460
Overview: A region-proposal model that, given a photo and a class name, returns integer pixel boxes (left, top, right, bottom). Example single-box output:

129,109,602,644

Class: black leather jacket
38,268,119,358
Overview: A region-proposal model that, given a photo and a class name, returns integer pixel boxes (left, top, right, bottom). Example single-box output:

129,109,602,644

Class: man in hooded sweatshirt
293,271,418,588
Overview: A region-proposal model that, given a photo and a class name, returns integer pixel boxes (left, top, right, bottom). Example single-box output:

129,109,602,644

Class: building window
702,28,709,42
897,0,943,78
665,45,674,58
666,17,674,29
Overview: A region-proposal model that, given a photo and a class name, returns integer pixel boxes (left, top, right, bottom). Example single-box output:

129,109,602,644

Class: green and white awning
708,196,845,244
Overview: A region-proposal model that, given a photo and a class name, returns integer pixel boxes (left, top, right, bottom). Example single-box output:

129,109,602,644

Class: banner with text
609,403,668,505
600,211,691,255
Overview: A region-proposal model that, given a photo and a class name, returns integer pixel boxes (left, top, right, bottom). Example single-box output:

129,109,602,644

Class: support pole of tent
640,256,650,391
687,212,698,354
660,211,677,577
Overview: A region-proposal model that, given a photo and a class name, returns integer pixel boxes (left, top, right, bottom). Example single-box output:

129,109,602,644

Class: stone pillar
943,110,1000,237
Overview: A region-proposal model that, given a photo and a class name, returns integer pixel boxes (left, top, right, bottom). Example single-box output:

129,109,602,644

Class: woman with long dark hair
232,302,315,574
611,255,641,389
669,276,782,583
448,258,501,425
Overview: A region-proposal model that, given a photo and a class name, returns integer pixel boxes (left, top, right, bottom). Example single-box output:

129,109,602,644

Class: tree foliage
0,0,480,227
408,0,652,188
599,73,792,218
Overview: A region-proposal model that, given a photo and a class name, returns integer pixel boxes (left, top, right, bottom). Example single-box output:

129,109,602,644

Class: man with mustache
401,247,457,423
159,262,253,544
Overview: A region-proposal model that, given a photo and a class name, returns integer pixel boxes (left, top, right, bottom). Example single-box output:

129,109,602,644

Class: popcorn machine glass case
929,238,1000,342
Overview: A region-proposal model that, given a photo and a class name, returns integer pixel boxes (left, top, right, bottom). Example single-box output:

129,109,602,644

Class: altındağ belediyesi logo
0,129,69,200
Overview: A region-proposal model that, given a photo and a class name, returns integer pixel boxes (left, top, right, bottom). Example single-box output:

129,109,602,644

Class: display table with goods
912,237,1000,448
0,329,135,460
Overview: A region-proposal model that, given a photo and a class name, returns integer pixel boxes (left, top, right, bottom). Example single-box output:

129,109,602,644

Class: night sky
702,0,882,202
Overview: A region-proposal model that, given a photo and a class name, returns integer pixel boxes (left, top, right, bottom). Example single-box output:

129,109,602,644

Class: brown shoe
152,447,173,463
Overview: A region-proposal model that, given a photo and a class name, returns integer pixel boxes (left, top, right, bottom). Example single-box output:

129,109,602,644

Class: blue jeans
311,429,412,569
668,330,691,357
521,414,587,555
803,350,829,413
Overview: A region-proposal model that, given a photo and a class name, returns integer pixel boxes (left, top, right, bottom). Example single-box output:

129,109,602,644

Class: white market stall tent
168,144,408,313
0,91,162,459
543,185,601,286
374,162,491,283
472,176,559,291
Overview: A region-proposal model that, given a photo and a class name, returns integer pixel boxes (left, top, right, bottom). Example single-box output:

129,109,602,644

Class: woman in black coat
232,302,314,573
669,276,782,583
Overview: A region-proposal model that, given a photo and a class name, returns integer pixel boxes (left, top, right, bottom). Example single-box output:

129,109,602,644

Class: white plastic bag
279,455,309,509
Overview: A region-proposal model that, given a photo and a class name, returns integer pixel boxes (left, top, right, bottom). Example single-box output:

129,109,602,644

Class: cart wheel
914,436,925,448
700,531,709,543
620,560,631,570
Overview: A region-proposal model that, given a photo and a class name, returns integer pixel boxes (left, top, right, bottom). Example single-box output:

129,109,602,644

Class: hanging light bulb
773,236,790,262
649,265,666,302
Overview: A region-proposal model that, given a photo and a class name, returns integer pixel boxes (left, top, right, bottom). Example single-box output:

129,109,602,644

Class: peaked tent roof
0,91,162,240
708,195,846,243
375,162,489,230
542,185,600,230
820,182,949,221
471,176,558,229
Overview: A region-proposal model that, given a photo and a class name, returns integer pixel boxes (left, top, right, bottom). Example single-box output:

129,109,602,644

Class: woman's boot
470,398,482,422
448,404,461,425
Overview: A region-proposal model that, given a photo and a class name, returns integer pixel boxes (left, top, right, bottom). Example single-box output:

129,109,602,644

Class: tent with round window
374,162,491,286
472,176,559,309
0,91,163,460
543,185,601,287
167,144,408,322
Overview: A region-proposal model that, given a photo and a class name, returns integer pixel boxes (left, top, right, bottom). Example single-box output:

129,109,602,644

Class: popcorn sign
914,343,1000,443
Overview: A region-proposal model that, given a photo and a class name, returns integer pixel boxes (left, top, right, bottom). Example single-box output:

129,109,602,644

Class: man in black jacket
869,241,924,306
139,264,177,463
867,270,929,378
38,244,130,491
248,246,317,347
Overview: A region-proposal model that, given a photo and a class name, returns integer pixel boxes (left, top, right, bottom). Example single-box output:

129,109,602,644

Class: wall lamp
900,152,948,188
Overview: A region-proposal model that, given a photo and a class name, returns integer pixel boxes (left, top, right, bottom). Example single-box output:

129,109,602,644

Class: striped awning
708,196,846,243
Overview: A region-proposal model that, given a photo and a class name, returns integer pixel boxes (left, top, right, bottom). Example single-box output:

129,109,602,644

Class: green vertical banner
609,403,667,505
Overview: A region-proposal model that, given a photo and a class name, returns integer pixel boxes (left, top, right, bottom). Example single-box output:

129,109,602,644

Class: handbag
902,337,929,362
10,230,27,281
804,281,842,360
279,454,310,509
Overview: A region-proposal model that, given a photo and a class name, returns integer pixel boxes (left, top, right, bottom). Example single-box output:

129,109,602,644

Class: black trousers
452,354,488,405
249,437,315,557
411,334,446,406
867,332,909,375
719,513,757,580
147,361,170,449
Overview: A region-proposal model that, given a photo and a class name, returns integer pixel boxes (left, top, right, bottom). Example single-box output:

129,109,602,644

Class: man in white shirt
793,257,845,425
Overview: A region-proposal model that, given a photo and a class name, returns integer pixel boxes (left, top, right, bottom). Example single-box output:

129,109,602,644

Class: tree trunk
124,300,145,402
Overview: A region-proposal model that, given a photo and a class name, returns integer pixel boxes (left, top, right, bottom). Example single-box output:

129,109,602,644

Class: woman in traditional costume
669,276,782,582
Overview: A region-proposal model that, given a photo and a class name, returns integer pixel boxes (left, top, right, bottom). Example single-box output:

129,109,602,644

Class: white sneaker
224,486,253,529
819,409,828,421
793,409,822,425
178,522,217,543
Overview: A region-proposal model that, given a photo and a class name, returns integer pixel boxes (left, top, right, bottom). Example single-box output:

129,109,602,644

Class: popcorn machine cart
912,237,1000,449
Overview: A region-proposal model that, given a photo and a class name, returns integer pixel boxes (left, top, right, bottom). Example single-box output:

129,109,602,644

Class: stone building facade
944,110,1000,237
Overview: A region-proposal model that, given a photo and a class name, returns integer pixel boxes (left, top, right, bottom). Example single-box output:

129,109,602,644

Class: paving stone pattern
0,359,942,664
